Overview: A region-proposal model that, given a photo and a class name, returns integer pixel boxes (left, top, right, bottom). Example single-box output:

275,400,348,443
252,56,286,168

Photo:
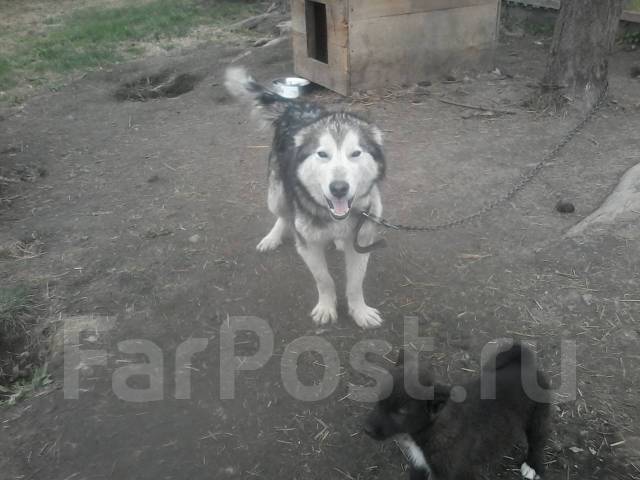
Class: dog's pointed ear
396,348,405,366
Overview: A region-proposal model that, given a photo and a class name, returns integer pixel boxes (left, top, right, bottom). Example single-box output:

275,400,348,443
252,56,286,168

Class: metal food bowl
272,76,310,99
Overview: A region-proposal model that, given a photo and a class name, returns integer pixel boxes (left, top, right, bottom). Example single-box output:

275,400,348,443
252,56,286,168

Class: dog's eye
317,151,329,158
351,150,362,158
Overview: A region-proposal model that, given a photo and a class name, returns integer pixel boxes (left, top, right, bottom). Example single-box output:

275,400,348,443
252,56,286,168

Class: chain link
362,84,609,232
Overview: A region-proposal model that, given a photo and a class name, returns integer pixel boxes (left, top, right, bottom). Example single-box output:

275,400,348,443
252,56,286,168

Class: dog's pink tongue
333,198,349,215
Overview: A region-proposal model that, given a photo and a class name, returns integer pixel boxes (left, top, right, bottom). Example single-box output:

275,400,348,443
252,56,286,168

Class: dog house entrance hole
305,1,328,64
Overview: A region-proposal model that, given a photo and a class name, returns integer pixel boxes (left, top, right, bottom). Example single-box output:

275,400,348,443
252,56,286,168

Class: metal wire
362,85,609,233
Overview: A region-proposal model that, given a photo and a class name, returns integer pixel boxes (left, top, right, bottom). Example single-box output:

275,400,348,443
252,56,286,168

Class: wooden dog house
292,0,501,95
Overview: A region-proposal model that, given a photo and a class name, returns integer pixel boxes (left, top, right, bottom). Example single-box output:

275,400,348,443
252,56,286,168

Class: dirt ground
0,29,639,480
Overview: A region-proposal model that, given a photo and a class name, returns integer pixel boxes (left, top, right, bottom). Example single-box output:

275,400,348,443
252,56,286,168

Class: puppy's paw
350,303,383,329
520,463,541,480
311,300,337,325
256,233,282,252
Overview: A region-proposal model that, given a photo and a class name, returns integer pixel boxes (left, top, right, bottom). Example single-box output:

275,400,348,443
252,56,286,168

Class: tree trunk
539,0,624,110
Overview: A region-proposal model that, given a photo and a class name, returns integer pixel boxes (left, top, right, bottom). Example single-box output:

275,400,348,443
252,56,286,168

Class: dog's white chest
294,215,354,243
398,437,429,471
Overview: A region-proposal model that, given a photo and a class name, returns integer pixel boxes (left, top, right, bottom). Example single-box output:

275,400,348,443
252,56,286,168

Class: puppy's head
293,112,385,220
364,351,450,441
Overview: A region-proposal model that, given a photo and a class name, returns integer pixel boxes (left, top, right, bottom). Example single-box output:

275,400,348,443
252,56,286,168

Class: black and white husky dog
225,67,386,328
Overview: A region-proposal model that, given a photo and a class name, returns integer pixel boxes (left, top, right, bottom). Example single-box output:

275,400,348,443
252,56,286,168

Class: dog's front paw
311,300,337,325
520,463,541,480
256,233,282,252
349,303,383,329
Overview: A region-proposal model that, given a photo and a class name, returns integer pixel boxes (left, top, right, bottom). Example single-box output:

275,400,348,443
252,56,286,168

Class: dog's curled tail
224,66,288,122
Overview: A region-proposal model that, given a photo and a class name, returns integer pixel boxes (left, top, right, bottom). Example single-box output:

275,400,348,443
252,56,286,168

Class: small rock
569,446,584,454
189,234,201,244
556,200,575,213
147,174,160,183
582,294,593,306
631,66,640,79
417,80,432,87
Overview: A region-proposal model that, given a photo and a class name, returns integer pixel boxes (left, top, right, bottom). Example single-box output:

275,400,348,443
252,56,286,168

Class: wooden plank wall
348,0,498,20
348,2,500,90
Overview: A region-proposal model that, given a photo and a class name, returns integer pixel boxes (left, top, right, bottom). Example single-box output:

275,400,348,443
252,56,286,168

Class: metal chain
362,84,609,232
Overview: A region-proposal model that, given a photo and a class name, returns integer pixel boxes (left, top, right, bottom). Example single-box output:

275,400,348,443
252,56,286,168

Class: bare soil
0,33,639,479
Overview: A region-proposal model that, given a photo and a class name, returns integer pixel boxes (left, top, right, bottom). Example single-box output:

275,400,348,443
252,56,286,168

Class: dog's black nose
329,180,350,198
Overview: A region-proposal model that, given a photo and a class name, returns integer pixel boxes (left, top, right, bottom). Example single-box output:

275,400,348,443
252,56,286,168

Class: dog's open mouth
325,197,353,220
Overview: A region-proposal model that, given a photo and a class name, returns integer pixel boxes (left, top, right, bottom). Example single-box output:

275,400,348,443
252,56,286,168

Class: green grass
0,285,33,338
0,285,50,406
0,365,52,407
629,0,640,11
0,57,16,90
0,0,260,94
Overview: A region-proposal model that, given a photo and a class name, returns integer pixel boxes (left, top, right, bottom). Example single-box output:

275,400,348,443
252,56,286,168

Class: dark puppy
364,344,550,480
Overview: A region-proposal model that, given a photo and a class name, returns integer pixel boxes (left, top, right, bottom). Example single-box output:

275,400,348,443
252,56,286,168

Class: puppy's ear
396,348,405,366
